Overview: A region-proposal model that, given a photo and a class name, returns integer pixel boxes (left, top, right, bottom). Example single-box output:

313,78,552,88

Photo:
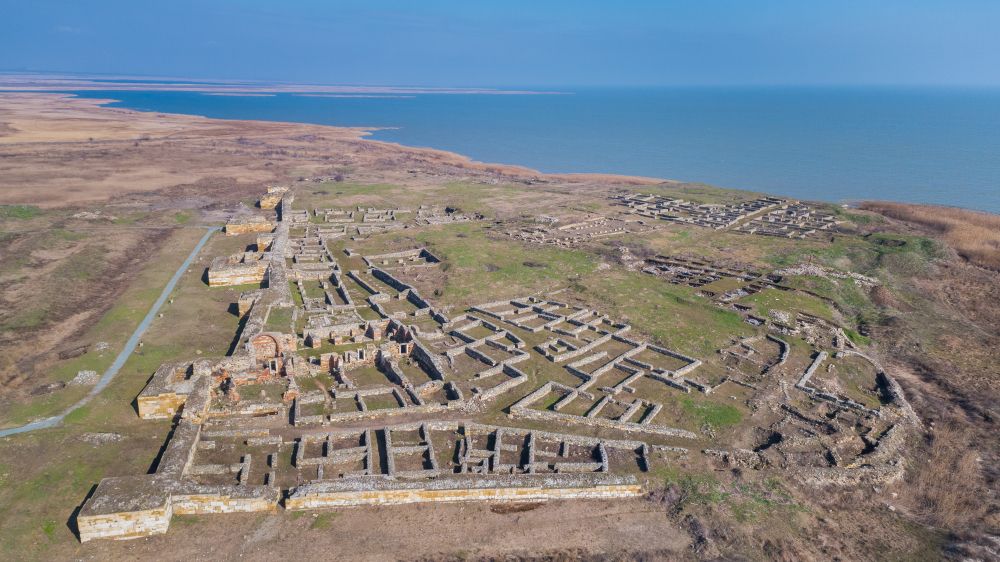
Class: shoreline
1,91,997,216
0,73,565,96
0,92,666,203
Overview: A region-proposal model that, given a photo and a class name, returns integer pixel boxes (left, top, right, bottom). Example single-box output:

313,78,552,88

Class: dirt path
0,227,218,437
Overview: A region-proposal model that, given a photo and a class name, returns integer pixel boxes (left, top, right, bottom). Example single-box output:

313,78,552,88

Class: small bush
843,328,871,346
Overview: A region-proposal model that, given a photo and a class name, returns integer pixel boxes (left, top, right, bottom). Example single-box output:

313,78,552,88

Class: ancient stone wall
286,474,641,509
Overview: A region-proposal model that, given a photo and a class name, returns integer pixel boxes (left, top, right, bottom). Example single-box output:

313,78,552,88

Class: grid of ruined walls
509,381,697,439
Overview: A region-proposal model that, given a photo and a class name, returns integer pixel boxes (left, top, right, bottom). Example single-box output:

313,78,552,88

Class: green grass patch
174,211,192,224
111,211,149,225
41,519,57,539
173,515,202,526
264,307,294,332
51,245,106,282
840,210,882,225
0,305,49,331
62,406,91,425
52,228,85,241
653,467,729,507
740,287,834,322
415,225,595,305
0,204,42,219
843,328,871,346
540,392,563,411
581,270,750,356
309,511,339,530
624,182,762,205
289,281,305,306
679,396,742,428
365,394,401,411
651,469,805,523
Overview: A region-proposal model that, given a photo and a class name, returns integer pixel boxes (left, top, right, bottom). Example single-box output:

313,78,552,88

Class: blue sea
71,88,1000,213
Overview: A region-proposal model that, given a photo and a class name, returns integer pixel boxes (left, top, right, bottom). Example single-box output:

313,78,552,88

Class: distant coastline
0,73,562,96
3,77,998,213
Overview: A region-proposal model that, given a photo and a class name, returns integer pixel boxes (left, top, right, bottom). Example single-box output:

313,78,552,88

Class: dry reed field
861,201,1000,270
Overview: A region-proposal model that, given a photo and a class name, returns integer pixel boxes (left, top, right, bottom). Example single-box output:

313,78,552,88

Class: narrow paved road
0,227,218,438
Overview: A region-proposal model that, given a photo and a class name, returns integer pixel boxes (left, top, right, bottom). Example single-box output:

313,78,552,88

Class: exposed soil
76,499,689,561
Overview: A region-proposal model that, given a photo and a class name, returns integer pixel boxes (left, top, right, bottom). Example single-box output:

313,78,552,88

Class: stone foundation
286,474,642,509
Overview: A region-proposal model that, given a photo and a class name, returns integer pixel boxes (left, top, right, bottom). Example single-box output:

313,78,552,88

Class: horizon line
2,70,1000,92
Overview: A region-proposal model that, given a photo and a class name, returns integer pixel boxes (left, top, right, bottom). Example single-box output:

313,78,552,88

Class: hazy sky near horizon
2,0,1000,87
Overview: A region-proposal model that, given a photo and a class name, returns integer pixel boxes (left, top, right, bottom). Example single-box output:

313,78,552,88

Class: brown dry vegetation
860,201,1000,270
903,424,990,529
852,202,1000,552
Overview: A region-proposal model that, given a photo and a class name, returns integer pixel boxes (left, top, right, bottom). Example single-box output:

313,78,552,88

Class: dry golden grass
861,201,1000,270
904,424,990,530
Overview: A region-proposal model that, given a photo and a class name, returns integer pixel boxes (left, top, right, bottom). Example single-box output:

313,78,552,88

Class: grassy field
0,227,243,559
413,223,597,307
739,288,836,323
580,270,750,357
0,227,229,428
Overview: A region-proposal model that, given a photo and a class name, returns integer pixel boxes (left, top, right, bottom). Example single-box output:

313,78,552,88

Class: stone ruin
613,192,843,239
362,248,441,270
415,204,483,225
504,215,660,248
224,215,275,236
258,185,289,210
733,202,844,238
304,204,483,241
77,186,918,542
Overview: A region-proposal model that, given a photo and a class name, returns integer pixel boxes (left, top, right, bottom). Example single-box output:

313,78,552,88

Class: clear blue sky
2,0,999,87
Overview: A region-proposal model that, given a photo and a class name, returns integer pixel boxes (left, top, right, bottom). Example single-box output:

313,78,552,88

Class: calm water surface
71,88,1000,212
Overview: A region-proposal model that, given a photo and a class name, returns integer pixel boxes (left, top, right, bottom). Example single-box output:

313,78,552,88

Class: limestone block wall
259,194,283,210
79,487,278,542
137,393,187,420
172,493,278,515
286,475,642,510
225,220,275,236
78,505,172,542
208,263,268,287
